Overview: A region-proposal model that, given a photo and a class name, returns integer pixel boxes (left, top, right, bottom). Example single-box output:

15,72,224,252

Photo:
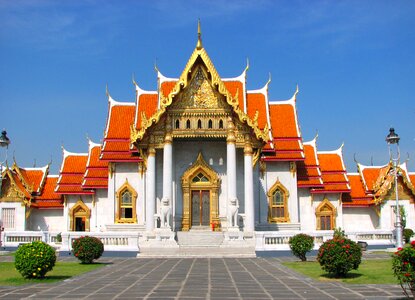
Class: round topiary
72,236,104,264
317,237,362,277
289,234,314,261
15,241,56,279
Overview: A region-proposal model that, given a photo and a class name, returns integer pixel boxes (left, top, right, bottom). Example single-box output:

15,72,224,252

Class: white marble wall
28,209,64,232
259,162,299,224
343,206,378,231
0,202,26,231
379,199,414,230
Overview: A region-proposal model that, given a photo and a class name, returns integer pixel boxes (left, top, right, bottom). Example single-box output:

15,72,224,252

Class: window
315,199,336,230
219,119,223,129
271,190,285,218
186,119,191,129
267,180,290,223
208,119,213,129
1,208,15,229
192,172,209,183
121,191,133,219
116,180,137,223
175,119,180,129
197,119,202,129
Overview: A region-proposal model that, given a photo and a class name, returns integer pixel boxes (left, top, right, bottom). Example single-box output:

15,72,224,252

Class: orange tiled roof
135,94,158,129
101,98,140,162
341,174,374,206
161,81,177,97
224,81,244,111
83,143,109,189
17,168,47,193
247,93,268,129
297,141,323,188
33,176,63,208
263,101,304,161
56,151,94,195
312,150,350,194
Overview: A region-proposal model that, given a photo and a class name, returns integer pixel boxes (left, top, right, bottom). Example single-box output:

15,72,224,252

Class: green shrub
56,233,62,243
72,236,104,264
289,234,314,261
333,227,346,239
392,241,415,297
403,228,414,244
317,237,362,277
15,241,56,279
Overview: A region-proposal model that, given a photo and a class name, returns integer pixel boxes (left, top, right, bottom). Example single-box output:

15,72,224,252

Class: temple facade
1,26,415,253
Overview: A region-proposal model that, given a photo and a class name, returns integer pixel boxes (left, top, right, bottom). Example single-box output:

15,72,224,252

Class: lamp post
386,127,403,248
0,130,11,197
0,130,10,249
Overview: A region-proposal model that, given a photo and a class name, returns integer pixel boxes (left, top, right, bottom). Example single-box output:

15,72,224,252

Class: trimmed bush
15,241,56,279
392,241,415,297
403,228,414,244
72,236,104,264
317,237,362,277
289,234,314,261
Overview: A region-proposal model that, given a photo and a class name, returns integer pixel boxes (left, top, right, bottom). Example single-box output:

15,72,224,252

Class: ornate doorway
182,153,220,231
191,190,210,226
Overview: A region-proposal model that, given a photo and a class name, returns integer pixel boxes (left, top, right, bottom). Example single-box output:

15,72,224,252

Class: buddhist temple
1,23,414,255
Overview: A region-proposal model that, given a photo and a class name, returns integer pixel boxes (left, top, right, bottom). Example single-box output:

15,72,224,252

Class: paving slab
0,256,409,299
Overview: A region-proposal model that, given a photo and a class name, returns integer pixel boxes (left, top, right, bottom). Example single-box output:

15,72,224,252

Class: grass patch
283,259,398,284
0,262,104,286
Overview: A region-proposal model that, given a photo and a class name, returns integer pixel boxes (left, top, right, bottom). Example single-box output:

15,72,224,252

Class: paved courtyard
0,255,407,299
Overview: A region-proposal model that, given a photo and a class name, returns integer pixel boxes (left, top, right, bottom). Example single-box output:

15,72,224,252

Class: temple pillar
161,117,173,228
244,135,254,232
146,147,156,232
227,117,238,227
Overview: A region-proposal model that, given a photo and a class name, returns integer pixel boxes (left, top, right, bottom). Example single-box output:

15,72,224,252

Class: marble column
244,135,254,232
227,117,238,227
161,117,173,228
146,147,156,232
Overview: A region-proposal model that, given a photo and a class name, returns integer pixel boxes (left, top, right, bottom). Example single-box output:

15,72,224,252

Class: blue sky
0,0,414,173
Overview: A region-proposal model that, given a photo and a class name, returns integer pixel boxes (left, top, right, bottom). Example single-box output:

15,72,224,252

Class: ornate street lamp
386,128,403,248
0,130,11,197
0,130,10,248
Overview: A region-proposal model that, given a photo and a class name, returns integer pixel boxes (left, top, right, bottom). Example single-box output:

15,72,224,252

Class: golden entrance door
191,190,210,226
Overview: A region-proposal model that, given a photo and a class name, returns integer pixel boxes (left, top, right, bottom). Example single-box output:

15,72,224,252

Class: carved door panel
191,190,210,227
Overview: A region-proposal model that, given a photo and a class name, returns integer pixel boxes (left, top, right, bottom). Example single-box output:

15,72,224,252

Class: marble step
138,246,256,258
176,231,224,247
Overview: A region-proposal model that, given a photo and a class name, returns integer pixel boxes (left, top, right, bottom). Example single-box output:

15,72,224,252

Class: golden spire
196,19,203,50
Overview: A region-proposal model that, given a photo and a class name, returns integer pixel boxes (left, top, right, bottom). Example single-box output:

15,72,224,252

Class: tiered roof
312,146,351,194
82,140,109,189
0,164,63,209
342,162,415,206
297,137,323,188
101,93,140,162
55,149,93,195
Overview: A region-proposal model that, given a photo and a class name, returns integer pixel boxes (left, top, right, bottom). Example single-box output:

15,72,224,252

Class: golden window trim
267,179,290,223
115,179,138,224
315,198,336,230
69,199,91,232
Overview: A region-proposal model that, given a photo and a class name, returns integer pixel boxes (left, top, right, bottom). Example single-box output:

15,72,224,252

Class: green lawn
283,259,399,284
0,262,104,286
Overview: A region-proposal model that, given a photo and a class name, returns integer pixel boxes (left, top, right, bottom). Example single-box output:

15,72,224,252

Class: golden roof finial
196,19,203,50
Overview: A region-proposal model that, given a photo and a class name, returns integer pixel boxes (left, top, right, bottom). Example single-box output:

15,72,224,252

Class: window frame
267,180,290,223
116,180,138,223
315,198,336,230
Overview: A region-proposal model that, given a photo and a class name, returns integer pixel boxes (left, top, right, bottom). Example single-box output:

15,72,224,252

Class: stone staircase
176,230,224,247
138,229,256,258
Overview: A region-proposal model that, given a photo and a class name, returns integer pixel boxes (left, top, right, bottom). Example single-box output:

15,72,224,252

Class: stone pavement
0,254,408,299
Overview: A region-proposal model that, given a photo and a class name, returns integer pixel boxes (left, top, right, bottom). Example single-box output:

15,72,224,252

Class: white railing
0,231,140,252
61,232,140,252
255,229,394,251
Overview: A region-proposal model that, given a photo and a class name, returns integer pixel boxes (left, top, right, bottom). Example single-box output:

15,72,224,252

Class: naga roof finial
196,19,203,50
